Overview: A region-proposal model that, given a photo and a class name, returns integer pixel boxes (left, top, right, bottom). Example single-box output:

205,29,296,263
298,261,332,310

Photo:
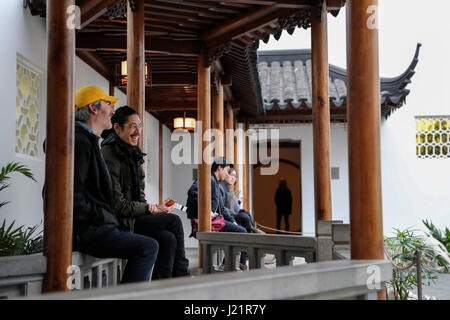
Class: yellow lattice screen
416,116,450,159
16,60,40,157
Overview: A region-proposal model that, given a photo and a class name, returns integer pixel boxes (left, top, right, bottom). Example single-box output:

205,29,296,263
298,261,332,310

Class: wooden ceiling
28,0,346,128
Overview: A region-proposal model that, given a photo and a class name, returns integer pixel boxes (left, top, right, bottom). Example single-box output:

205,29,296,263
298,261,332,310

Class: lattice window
16,55,42,158
416,116,450,159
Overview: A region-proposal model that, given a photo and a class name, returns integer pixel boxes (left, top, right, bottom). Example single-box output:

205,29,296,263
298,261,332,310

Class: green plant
0,161,42,256
423,219,450,252
0,162,36,208
384,227,449,300
0,220,43,256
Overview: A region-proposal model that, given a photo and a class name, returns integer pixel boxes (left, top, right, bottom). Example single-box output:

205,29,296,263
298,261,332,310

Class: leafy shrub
384,227,449,300
0,162,42,256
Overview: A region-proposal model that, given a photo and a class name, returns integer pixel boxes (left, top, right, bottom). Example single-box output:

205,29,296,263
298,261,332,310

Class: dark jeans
276,213,290,232
134,213,190,280
80,227,159,284
220,220,248,265
234,212,257,233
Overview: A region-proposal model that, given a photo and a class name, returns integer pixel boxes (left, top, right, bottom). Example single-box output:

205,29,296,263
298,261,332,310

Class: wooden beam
76,50,114,82
78,0,118,29
127,0,145,150
311,4,333,230
43,0,75,294
146,99,198,111
346,0,384,297
205,0,345,10
201,6,284,47
76,33,201,56
197,46,212,268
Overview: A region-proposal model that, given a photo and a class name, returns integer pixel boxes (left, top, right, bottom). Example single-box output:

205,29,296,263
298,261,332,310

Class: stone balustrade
25,259,392,300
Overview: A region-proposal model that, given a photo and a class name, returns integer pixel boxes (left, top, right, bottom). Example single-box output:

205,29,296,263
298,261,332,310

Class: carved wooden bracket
107,0,127,19
207,41,232,67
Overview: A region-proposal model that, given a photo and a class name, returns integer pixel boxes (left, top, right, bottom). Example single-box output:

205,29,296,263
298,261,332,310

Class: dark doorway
251,140,302,233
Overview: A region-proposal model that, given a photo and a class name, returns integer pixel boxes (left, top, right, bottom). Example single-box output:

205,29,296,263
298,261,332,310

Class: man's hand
148,198,175,214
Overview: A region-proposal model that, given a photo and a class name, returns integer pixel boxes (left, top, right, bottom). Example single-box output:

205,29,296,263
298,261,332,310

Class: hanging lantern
173,112,196,132
119,61,151,86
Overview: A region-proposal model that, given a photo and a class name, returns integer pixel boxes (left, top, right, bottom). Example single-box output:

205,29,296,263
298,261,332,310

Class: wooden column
43,0,75,293
347,1,385,299
243,122,250,211
197,47,211,268
159,122,163,204
233,118,240,194
127,0,145,150
224,104,234,164
212,76,224,158
311,4,332,232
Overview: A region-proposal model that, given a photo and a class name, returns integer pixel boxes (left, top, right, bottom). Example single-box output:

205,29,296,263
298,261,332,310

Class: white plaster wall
0,3,47,229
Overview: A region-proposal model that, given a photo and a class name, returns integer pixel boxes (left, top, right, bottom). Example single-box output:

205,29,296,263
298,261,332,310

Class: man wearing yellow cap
72,86,159,283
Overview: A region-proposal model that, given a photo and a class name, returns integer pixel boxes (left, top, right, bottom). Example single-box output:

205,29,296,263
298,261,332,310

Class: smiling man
101,106,190,279
73,86,159,284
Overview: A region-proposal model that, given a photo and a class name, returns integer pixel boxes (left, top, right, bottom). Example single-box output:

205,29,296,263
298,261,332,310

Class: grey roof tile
257,43,421,118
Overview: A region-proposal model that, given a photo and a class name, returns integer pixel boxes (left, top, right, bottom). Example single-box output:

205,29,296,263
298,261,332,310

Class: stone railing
316,220,351,260
27,259,392,300
70,252,124,290
0,252,123,299
196,232,317,273
0,253,46,299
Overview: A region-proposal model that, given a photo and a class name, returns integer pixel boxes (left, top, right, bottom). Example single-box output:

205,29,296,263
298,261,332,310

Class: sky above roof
259,0,450,80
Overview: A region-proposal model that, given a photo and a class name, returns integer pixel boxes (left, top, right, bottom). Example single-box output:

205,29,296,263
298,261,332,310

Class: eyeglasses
127,123,144,130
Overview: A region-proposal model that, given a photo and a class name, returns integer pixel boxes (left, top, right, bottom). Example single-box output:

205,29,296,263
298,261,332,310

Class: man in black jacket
73,85,159,283
186,157,248,270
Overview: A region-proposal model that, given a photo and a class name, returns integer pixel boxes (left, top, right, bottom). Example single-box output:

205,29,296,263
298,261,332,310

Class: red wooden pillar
43,0,75,293
311,3,333,233
197,47,212,268
346,0,385,299
127,0,145,150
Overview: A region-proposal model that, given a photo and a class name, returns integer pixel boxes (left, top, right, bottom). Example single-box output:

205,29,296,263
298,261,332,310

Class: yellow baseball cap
75,86,120,111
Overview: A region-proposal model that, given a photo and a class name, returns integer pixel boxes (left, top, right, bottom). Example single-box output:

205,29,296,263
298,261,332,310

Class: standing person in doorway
101,106,190,280
274,179,292,232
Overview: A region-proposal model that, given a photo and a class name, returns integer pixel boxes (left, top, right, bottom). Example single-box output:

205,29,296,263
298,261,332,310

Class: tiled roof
257,43,421,119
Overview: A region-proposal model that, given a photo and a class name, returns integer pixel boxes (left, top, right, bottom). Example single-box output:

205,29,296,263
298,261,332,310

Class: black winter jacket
186,174,235,223
73,122,122,250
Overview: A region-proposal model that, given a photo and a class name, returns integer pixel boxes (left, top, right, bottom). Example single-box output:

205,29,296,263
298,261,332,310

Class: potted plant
0,162,46,299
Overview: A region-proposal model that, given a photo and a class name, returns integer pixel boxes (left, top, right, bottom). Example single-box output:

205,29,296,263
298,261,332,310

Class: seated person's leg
134,213,190,278
219,221,248,269
235,212,255,233
147,230,176,280
220,220,247,233
80,228,159,283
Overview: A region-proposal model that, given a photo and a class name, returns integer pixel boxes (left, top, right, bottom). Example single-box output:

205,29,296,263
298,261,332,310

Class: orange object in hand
165,198,175,207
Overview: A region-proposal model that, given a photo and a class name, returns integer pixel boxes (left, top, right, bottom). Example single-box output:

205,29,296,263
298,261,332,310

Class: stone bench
196,232,317,273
